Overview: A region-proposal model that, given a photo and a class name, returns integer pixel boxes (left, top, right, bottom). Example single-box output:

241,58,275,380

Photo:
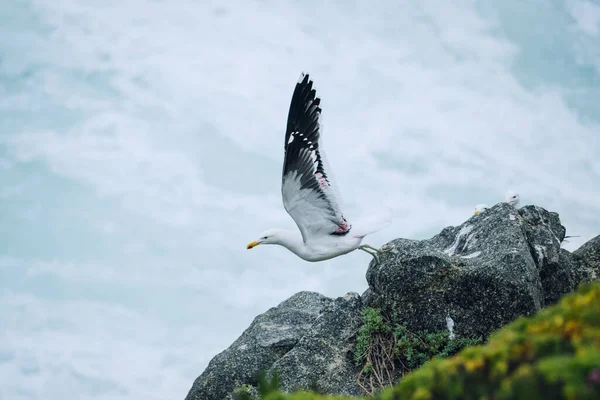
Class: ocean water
1,1,599,399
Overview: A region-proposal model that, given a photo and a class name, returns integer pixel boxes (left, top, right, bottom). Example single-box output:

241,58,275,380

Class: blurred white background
1,1,599,399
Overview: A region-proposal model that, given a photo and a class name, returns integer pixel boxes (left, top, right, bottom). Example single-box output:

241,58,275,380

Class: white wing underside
317,140,345,209
282,151,347,242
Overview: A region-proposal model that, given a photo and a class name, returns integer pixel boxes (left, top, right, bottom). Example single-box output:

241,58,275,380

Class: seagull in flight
246,73,392,262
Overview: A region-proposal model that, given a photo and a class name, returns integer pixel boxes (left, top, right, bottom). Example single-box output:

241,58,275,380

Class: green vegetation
395,323,482,369
385,281,600,400
232,383,258,400
233,372,357,400
354,307,481,395
234,281,600,400
354,306,393,367
232,373,279,400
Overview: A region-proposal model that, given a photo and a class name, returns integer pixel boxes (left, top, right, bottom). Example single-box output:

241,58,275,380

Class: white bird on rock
504,189,520,208
474,204,489,215
246,73,393,262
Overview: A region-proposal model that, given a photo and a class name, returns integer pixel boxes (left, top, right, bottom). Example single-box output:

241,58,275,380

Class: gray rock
366,202,545,339
538,249,577,306
519,205,565,268
518,205,571,305
266,292,364,396
520,210,600,305
185,291,333,400
516,207,599,304
573,234,600,283
519,205,566,243
360,287,379,307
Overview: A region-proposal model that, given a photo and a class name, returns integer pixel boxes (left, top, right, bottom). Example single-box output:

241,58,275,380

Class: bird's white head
246,229,284,249
504,189,520,208
474,204,489,215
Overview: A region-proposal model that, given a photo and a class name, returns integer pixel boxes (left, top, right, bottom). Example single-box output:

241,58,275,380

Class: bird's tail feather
352,207,393,238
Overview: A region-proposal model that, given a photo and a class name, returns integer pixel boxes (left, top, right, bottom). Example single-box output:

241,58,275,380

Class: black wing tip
296,72,317,96
292,72,321,116
298,71,310,84
285,71,322,148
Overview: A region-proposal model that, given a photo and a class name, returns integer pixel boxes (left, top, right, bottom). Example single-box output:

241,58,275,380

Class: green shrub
354,307,480,395
355,306,393,368
394,324,481,370
381,281,600,400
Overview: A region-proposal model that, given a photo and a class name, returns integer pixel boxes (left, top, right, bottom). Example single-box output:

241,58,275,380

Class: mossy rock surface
252,282,600,400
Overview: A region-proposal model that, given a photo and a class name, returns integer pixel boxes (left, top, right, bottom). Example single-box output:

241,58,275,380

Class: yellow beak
474,210,480,215
247,240,260,249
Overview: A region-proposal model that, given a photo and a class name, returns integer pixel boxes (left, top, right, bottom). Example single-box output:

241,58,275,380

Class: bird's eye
262,236,268,240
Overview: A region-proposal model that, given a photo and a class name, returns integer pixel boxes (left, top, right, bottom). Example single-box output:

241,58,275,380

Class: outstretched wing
281,72,351,243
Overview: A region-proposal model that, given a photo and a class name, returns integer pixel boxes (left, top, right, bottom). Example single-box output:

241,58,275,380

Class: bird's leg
357,246,376,256
357,244,392,264
372,253,380,264
359,244,393,253
358,246,380,264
